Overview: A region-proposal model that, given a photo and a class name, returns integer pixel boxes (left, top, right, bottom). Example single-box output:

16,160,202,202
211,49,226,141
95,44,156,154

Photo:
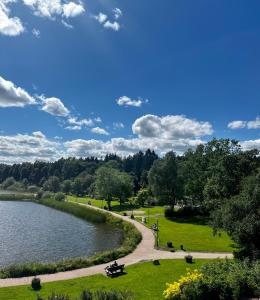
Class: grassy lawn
143,216,234,252
68,195,234,252
68,195,165,215
0,259,215,300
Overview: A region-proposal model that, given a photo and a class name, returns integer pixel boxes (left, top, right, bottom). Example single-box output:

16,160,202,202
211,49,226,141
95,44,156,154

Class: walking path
0,204,233,288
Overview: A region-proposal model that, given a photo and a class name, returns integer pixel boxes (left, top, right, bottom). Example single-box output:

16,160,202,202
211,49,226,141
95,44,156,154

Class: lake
0,201,122,267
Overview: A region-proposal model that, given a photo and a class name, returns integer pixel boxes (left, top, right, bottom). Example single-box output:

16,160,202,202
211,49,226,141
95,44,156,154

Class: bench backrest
107,264,124,271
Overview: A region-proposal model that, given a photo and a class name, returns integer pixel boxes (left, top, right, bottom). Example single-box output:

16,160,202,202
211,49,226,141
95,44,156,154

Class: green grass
0,259,215,300
144,216,234,252
68,195,165,216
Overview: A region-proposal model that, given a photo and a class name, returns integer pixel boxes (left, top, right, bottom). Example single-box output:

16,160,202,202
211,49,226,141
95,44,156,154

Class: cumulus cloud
40,96,70,117
116,96,147,107
23,0,85,19
94,8,122,31
0,131,62,164
91,127,109,135
133,114,213,140
240,139,260,151
63,2,85,18
0,75,36,107
94,12,107,24
0,0,24,36
103,20,120,31
228,120,247,129
113,8,122,20
228,117,260,130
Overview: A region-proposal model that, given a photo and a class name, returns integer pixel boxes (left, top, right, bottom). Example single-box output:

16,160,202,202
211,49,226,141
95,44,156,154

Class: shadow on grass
111,204,140,212
165,215,210,226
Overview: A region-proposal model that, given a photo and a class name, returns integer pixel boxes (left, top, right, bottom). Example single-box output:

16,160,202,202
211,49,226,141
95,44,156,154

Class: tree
212,172,260,260
148,152,182,208
61,180,72,194
135,188,150,206
43,176,60,193
95,166,133,209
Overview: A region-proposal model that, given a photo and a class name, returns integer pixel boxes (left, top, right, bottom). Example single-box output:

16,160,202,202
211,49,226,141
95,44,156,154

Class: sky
0,0,260,164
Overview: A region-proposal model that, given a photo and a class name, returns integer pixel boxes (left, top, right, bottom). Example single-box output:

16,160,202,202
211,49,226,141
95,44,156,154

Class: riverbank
0,199,141,279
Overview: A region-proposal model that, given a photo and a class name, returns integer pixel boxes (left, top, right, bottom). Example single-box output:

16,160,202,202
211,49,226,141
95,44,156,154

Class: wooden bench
105,264,125,276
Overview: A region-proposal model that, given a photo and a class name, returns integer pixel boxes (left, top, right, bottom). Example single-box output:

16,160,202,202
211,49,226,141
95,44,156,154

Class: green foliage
0,193,35,201
175,260,260,300
37,289,132,300
95,166,133,208
54,192,66,201
0,199,141,279
134,188,150,206
212,172,260,260
43,176,61,193
148,152,182,206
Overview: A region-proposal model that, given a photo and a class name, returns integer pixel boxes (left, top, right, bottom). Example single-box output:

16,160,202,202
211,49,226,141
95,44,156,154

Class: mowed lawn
0,260,214,300
145,216,234,252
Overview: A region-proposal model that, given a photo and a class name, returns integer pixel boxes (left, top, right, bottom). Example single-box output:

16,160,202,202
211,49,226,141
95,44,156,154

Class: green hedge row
0,199,142,279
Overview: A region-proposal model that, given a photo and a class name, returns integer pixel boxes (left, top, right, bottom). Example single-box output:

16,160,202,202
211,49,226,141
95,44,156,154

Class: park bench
105,264,125,276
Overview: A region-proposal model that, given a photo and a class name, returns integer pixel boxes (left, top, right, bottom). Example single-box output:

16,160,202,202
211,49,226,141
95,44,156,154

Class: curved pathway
0,204,233,288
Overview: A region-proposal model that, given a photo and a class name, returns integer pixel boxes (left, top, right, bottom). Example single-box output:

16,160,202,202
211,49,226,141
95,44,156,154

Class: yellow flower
163,269,203,299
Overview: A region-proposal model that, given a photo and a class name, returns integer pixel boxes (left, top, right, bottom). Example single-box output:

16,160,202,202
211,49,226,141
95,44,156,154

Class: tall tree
148,151,182,207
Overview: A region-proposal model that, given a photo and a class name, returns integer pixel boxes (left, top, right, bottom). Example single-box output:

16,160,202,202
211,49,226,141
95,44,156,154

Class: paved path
0,204,233,288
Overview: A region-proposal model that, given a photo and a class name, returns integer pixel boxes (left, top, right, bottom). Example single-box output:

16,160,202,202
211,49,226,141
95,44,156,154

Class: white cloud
247,117,260,129
113,8,122,20
61,19,73,29
32,28,40,38
113,122,124,129
240,139,260,151
0,131,62,164
0,0,24,36
116,96,145,107
228,120,247,129
133,114,213,140
103,20,120,31
228,117,260,130
63,2,85,18
0,75,36,107
65,125,81,131
23,0,85,19
91,127,109,135
94,12,107,24
40,96,70,117
94,8,122,31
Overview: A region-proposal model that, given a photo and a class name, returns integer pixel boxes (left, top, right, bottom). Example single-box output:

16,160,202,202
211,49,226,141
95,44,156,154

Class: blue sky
0,0,260,163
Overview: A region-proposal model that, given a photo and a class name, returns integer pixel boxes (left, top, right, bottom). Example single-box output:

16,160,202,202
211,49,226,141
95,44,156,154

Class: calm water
0,201,122,267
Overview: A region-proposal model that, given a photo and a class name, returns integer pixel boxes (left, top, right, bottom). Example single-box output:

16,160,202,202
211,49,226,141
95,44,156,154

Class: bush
37,289,132,300
54,192,66,201
27,185,39,193
41,191,55,199
31,277,41,290
164,207,174,218
163,260,260,300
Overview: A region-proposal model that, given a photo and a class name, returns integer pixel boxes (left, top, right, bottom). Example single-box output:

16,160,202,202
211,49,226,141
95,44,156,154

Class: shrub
163,269,203,299
163,260,260,300
54,192,66,201
31,277,41,290
27,185,39,193
164,207,174,218
41,191,55,199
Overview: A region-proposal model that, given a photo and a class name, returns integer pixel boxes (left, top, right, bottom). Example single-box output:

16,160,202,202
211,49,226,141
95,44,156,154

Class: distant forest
0,138,259,208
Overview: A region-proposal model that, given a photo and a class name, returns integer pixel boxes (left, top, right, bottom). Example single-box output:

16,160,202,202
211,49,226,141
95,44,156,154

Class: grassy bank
0,259,214,300
0,199,142,279
0,193,35,201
